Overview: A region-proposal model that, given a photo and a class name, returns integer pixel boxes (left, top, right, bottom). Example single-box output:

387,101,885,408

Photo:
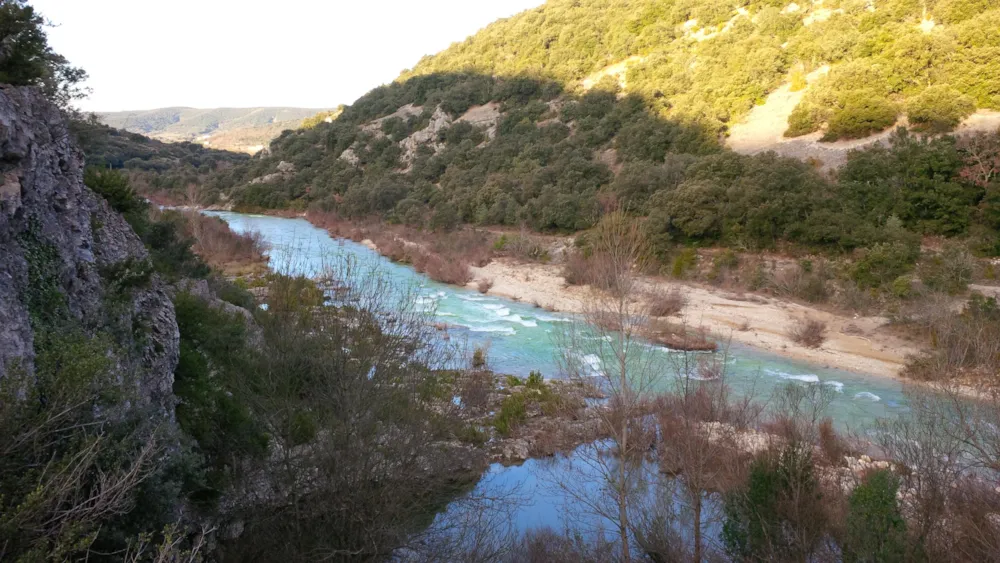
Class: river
207,210,914,543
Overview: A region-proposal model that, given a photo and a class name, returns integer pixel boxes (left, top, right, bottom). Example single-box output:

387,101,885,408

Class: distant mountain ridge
99,106,329,154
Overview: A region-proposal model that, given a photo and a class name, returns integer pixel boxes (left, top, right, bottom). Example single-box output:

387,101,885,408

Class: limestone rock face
0,85,179,414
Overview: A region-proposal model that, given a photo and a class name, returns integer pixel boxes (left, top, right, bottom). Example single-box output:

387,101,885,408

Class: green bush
851,242,919,290
822,93,898,141
722,446,825,561
526,370,544,389
786,103,822,137
671,248,698,278
494,393,527,436
472,346,488,369
843,470,907,563
907,85,975,133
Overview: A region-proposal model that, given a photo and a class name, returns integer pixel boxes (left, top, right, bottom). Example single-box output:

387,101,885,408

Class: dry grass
787,318,828,348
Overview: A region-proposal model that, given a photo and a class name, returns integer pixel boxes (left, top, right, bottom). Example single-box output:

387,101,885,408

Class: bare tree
549,211,670,561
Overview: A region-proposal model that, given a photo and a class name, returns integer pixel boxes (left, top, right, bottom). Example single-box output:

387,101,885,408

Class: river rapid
207,210,916,539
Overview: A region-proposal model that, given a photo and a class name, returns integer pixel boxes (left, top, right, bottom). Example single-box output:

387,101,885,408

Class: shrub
526,370,544,389
907,85,975,133
455,424,487,446
918,245,975,295
494,393,527,436
459,370,493,410
183,211,267,269
563,251,592,286
477,278,494,293
843,470,906,563
722,446,825,561
818,418,848,466
786,103,822,137
788,318,828,348
851,242,918,289
471,346,488,369
422,252,472,285
671,248,698,278
646,287,687,317
822,94,897,141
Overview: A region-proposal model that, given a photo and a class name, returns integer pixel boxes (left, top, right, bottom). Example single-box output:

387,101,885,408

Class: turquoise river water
208,211,918,540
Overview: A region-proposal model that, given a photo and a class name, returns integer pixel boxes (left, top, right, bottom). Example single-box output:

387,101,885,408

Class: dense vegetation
190,72,1000,268
403,0,1000,140
72,117,250,204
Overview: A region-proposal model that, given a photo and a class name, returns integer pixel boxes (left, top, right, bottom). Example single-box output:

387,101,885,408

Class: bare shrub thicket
788,318,828,348
773,260,831,304
903,294,1000,382
478,278,494,294
306,211,484,285
182,210,267,267
902,387,1000,561
552,211,665,562
652,367,763,561
645,287,686,317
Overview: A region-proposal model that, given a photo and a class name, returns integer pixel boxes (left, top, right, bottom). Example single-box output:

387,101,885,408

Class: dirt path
470,259,921,378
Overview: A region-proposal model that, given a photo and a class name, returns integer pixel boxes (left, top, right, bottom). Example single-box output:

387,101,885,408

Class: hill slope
99,106,329,153
403,0,1000,142
148,0,1000,262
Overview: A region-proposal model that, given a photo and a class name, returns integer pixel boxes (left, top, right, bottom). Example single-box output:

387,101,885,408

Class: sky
32,0,544,112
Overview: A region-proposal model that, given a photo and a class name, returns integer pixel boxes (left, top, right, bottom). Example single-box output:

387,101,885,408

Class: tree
552,211,664,561
0,0,88,108
721,445,826,561
843,470,906,563
957,129,1000,188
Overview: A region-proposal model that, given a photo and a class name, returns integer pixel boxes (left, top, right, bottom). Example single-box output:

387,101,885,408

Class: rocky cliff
0,85,179,413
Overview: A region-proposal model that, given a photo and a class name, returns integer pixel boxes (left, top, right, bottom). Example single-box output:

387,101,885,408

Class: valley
4,0,1000,560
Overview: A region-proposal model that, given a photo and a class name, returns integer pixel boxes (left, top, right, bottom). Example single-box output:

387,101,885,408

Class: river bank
467,258,921,379
191,205,921,377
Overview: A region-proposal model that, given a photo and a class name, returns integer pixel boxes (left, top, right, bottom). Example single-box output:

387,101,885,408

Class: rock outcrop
0,85,179,414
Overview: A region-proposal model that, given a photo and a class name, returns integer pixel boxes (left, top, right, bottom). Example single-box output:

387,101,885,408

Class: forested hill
99,106,330,153
403,0,1000,141
157,0,1000,262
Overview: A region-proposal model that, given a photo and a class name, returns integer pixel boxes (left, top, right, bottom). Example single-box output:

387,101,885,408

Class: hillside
403,0,1000,143
99,106,329,153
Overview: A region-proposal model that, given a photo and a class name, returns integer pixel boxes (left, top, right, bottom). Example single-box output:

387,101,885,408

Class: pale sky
32,0,544,112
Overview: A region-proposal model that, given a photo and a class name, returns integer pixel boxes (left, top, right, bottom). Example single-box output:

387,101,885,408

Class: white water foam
458,294,490,302
854,392,881,402
469,325,517,335
501,314,538,327
824,381,845,393
435,312,457,317
582,353,603,374
535,314,571,323
767,369,820,384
